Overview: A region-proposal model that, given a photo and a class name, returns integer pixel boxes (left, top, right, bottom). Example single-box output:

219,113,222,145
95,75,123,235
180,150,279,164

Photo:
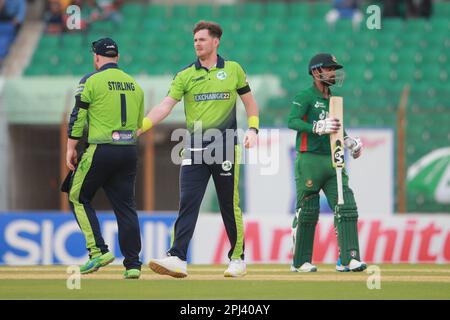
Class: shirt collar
195,55,225,70
311,83,332,98
99,63,119,71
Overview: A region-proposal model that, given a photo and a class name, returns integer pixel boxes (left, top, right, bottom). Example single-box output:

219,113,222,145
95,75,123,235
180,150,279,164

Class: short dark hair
193,20,223,39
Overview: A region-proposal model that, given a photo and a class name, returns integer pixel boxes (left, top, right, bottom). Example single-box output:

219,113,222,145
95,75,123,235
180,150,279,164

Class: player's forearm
287,118,314,133
241,92,258,117
141,96,178,133
240,92,259,130
145,104,171,126
66,138,78,151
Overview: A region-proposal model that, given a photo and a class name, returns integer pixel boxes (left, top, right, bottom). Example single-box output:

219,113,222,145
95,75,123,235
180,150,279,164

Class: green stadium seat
301,19,329,33
146,4,168,19
21,0,449,139
246,62,270,75
262,18,286,34
88,20,115,34
277,31,301,48
38,34,63,48
369,31,397,49
233,32,257,47
239,2,264,18
60,33,87,47
142,18,167,33
285,16,304,31
264,2,288,18
121,3,145,20
192,4,217,20
396,33,424,49
217,4,239,19
288,2,311,18
416,65,448,83
381,18,404,32
425,32,448,48
340,48,368,65
309,1,331,16
118,19,140,33
168,4,192,19
333,20,355,34
433,2,450,18
405,19,432,33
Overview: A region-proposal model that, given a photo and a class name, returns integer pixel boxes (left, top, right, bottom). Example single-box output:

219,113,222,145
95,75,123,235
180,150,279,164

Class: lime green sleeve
287,94,313,133
68,77,92,139
167,73,184,101
137,86,144,129
235,62,250,94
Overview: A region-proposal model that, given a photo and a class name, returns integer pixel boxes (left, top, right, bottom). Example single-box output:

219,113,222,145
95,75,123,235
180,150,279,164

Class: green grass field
1,264,449,300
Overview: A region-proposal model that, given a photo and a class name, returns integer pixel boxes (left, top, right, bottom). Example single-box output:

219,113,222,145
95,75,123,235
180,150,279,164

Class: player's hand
344,136,363,159
66,148,78,171
244,129,258,148
312,118,340,135
136,129,142,137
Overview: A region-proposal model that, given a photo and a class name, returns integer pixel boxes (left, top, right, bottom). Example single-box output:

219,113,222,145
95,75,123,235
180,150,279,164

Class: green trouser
292,151,361,267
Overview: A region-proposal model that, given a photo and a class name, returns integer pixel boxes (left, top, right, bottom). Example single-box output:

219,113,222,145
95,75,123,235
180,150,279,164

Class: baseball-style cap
308,53,343,75
91,38,119,57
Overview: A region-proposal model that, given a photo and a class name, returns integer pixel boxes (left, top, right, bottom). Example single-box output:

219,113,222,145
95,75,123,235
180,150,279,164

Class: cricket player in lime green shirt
64,38,144,279
140,21,259,278
288,53,366,273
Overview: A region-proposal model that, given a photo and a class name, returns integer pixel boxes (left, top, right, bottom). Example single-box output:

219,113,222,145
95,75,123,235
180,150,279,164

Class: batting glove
312,118,340,135
344,136,363,159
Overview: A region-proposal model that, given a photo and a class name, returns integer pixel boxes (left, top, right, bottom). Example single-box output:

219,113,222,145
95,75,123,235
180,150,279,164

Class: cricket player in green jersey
288,53,366,272
63,38,144,279
139,21,259,278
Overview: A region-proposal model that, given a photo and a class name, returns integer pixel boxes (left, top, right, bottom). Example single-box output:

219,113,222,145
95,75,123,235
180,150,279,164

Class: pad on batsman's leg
334,189,362,266
292,194,319,268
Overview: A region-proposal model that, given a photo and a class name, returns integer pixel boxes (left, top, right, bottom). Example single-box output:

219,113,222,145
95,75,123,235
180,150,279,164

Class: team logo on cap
217,70,227,80
331,55,337,63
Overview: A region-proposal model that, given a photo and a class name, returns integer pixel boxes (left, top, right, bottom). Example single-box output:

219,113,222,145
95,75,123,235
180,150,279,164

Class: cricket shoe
148,256,187,278
349,259,367,272
290,262,317,272
224,259,247,277
336,258,350,272
123,269,141,279
80,251,115,274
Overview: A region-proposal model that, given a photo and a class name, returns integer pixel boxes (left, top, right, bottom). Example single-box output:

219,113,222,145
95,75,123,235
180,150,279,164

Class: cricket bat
329,96,345,205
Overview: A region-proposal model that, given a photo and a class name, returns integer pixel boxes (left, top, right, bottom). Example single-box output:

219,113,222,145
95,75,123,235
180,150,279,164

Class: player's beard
318,70,345,87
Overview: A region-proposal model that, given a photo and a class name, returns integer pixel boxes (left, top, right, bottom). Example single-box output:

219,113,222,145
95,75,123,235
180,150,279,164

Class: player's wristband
141,117,153,133
248,116,259,132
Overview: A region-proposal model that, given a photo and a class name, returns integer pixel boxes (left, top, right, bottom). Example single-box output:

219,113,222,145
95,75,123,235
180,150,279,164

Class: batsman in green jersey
288,53,366,272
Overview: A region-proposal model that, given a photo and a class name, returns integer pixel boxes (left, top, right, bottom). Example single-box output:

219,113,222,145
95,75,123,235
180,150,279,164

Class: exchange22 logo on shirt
194,92,231,101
